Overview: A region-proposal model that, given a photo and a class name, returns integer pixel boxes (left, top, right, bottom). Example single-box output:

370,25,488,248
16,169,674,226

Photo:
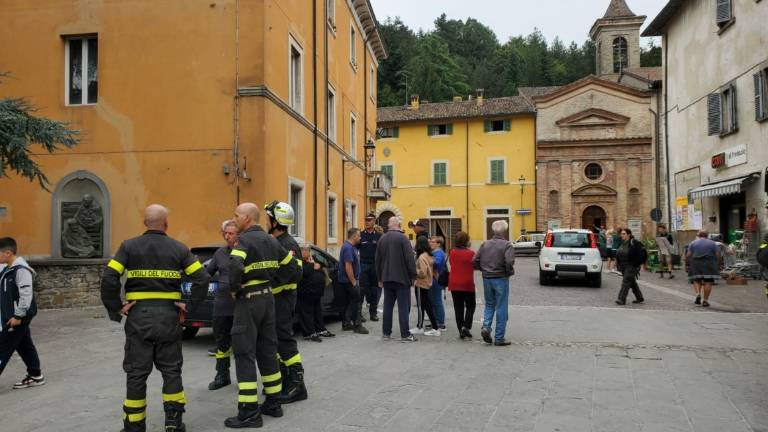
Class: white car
539,229,603,287
512,232,547,255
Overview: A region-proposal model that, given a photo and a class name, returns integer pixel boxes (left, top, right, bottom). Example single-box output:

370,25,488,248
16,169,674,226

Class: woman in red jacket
448,231,476,340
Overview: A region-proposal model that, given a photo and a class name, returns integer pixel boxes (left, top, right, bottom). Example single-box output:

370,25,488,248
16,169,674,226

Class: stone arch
375,202,403,230
51,171,111,258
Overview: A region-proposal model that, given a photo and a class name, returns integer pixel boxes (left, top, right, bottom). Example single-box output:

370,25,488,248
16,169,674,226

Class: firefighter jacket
229,225,297,295
272,231,303,294
100,230,210,322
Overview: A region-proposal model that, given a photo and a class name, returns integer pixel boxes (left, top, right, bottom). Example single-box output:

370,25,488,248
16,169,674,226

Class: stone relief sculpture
61,194,103,258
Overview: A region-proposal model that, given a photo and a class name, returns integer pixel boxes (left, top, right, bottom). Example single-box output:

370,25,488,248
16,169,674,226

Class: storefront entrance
719,192,746,243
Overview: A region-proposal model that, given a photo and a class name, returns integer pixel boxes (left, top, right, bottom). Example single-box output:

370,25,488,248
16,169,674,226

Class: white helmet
265,201,295,227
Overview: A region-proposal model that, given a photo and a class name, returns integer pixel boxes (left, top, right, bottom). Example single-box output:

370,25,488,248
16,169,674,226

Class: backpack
757,243,768,268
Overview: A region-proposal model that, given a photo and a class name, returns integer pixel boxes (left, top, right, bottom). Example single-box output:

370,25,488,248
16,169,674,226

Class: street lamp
518,174,526,235
363,138,376,214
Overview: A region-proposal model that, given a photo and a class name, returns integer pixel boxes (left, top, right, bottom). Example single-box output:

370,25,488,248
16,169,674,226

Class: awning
688,173,760,200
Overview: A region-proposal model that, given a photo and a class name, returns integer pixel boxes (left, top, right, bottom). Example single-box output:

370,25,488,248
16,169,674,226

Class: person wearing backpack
615,228,646,305
0,237,44,389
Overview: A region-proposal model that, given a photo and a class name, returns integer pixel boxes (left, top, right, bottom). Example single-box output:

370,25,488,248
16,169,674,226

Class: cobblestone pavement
1,259,767,431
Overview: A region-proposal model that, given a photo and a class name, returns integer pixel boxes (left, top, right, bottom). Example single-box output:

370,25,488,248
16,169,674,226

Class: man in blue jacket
0,237,44,389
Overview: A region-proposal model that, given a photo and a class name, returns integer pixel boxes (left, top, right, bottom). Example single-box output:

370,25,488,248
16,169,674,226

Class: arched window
51,171,111,258
628,188,641,216
548,190,560,216
613,37,628,73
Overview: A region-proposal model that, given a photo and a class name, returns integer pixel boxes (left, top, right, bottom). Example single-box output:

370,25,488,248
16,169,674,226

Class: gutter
312,0,318,244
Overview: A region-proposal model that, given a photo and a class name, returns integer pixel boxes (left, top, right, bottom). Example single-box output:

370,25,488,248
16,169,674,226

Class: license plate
560,254,582,261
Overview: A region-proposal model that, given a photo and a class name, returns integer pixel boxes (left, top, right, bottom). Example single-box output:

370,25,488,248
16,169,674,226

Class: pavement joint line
501,304,768,315
485,340,768,353
634,277,737,312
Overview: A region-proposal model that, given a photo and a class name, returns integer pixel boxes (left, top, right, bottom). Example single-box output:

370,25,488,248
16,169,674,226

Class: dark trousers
296,296,324,335
382,282,411,338
340,282,361,325
0,322,41,377
359,263,380,316
274,290,301,366
450,291,476,331
122,303,185,432
213,315,233,363
232,294,282,403
414,286,438,329
618,265,644,302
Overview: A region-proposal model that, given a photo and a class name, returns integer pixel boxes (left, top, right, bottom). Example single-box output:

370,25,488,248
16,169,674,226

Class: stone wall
28,258,107,309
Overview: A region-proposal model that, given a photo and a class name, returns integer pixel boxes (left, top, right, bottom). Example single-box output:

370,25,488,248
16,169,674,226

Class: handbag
437,268,449,286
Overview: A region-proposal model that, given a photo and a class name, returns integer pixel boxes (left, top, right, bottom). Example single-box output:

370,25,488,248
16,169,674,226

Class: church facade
525,0,662,238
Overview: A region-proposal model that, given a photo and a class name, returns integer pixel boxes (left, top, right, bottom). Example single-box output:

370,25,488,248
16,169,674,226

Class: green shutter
447,123,453,135
427,125,434,136
484,120,491,132
504,119,511,131
393,127,399,138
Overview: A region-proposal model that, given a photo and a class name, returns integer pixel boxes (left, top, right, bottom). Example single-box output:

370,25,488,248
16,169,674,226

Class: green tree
377,17,418,106
640,40,662,67
1,73,80,189
406,34,471,103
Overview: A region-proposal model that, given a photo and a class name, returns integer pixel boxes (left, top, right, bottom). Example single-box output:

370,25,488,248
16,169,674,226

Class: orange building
0,0,386,258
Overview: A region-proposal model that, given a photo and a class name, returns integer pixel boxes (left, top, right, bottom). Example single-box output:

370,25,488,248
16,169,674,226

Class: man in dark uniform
206,219,238,391
225,203,289,428
413,220,429,240
357,214,382,321
264,200,307,404
101,204,210,432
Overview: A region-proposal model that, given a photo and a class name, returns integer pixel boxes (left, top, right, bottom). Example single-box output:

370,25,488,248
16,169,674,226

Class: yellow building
375,94,537,248
0,0,386,258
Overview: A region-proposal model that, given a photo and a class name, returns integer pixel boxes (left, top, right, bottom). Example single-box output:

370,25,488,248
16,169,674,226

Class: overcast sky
369,0,667,46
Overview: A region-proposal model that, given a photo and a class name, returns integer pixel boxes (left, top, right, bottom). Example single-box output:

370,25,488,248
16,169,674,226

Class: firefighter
263,200,307,403
101,204,210,432
225,202,290,428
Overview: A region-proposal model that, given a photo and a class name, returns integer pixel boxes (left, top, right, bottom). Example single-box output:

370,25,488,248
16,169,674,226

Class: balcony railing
367,171,392,200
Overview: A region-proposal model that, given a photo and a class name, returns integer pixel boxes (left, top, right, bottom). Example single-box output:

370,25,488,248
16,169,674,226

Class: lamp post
363,138,376,215
518,174,526,235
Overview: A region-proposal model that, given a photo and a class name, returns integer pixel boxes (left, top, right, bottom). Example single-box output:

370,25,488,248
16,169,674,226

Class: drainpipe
363,40,368,216
233,0,241,204
465,119,470,234
663,34,672,228
649,106,660,212
312,0,318,243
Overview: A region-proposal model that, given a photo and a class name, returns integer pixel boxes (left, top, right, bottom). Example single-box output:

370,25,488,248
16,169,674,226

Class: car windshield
552,232,591,248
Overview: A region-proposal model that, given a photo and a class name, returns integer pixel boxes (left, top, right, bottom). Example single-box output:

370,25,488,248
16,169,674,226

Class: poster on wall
675,196,689,231
628,219,642,238
547,220,561,230
690,200,703,230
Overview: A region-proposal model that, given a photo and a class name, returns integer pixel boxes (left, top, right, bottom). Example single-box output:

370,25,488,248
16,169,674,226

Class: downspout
363,39,369,216
533,112,538,231
465,119,470,235
312,0,318,243
233,0,241,204
649,106,660,212
663,34,672,228
324,3,330,191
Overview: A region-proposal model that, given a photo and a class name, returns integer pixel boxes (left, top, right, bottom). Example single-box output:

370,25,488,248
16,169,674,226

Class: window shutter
393,127,399,138
707,93,722,136
484,120,491,133
755,73,764,120
447,123,454,135
504,119,511,131
730,83,738,130
716,0,732,24
427,125,434,136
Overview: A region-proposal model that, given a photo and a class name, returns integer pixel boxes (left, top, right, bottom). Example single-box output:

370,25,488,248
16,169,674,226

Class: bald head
388,216,401,231
144,204,169,231
234,202,260,231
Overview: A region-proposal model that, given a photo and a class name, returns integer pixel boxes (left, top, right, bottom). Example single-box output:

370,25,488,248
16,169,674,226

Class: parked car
180,244,341,339
512,232,546,255
539,229,603,287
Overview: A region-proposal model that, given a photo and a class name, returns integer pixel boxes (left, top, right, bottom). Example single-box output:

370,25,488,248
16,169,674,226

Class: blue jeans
482,277,510,342
428,281,445,326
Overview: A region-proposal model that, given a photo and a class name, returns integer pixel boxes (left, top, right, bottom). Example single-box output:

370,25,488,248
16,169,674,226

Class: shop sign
712,144,747,169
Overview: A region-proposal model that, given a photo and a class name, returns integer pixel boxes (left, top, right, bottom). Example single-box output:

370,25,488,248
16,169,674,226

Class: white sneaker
424,329,441,337
410,327,425,335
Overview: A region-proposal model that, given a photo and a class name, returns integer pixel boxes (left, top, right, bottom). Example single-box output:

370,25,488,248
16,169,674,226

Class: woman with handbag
447,232,476,340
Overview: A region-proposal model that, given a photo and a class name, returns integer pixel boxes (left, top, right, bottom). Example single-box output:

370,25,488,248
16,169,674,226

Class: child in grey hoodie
0,237,44,389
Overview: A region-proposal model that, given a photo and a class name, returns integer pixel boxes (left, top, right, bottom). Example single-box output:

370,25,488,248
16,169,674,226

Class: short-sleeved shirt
688,238,718,258
338,241,360,284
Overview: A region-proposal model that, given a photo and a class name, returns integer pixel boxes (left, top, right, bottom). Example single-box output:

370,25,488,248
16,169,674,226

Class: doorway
719,192,746,243
582,205,607,231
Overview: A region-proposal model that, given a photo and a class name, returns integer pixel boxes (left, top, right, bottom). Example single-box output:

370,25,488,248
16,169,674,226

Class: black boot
260,395,283,418
278,363,308,404
209,358,232,390
224,403,263,429
164,403,186,432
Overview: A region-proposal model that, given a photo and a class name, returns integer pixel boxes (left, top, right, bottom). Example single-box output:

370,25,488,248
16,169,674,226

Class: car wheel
539,269,552,286
589,273,602,288
182,327,200,340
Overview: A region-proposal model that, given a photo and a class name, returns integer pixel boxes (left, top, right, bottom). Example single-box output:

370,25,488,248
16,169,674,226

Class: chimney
452,96,462,102
476,88,485,106
410,94,420,110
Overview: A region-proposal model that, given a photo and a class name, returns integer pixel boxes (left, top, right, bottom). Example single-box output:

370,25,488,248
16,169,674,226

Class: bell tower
589,0,645,78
